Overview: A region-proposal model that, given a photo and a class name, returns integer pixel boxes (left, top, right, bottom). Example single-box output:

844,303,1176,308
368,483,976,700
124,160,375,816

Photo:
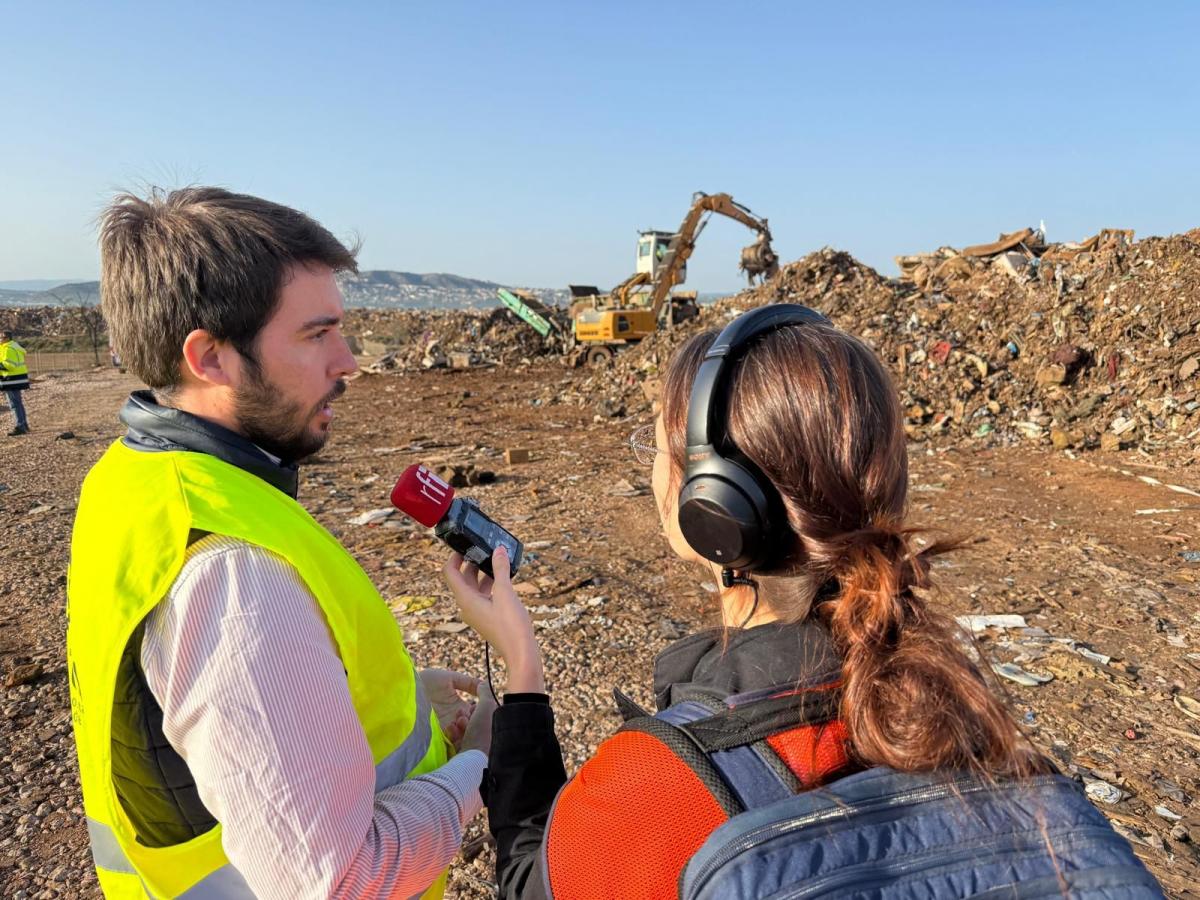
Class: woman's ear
652,413,706,566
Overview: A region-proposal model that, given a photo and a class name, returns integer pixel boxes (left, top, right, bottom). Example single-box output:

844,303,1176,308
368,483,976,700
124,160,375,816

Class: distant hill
0,279,87,292
0,281,99,307
344,271,500,292
0,271,564,310
337,270,548,309
0,271,729,311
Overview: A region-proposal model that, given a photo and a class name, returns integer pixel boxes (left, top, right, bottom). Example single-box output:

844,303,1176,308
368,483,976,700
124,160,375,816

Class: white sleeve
140,535,485,900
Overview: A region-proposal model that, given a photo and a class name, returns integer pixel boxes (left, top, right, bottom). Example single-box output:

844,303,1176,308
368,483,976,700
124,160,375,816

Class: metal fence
25,350,105,375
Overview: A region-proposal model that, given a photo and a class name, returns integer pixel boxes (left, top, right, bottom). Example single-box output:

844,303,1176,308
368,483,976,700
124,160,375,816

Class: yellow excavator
571,192,778,363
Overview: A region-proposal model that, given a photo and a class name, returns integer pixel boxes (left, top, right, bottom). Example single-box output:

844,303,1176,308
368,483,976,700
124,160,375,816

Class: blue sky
1,1,1197,291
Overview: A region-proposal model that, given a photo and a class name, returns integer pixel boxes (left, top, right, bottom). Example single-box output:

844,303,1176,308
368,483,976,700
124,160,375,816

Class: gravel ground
2,363,1199,898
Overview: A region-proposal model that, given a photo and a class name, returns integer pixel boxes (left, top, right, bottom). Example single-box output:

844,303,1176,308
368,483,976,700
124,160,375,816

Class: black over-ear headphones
677,303,832,573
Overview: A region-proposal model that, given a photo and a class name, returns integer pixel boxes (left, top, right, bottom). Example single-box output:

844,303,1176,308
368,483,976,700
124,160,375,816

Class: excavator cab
637,230,686,284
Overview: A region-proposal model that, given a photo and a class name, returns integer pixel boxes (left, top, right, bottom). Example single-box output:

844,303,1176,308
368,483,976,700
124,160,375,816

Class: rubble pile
344,306,562,372
869,228,1198,461
585,229,1200,465
535,249,904,420
0,306,100,350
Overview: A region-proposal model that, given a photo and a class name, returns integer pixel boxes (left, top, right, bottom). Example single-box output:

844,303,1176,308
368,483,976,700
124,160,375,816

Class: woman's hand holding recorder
444,546,545,694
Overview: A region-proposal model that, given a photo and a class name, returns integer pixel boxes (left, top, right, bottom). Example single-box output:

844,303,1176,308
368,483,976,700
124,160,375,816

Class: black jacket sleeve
484,695,567,900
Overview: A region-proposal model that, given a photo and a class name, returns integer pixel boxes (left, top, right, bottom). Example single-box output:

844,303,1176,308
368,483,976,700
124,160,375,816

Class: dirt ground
2,362,1199,898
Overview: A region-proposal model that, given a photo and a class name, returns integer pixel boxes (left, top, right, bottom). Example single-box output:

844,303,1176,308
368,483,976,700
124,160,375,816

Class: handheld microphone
391,464,524,578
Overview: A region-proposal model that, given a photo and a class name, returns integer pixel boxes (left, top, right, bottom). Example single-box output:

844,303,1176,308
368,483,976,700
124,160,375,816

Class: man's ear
181,329,238,387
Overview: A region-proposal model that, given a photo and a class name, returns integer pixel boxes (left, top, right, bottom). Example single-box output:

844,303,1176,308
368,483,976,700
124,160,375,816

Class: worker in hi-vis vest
0,328,31,435
68,187,496,899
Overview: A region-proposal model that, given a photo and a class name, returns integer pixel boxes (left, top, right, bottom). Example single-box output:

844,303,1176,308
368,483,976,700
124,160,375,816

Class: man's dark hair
99,186,358,391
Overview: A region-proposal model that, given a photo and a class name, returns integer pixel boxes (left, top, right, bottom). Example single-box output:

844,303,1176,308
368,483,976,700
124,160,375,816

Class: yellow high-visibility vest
0,339,29,386
67,441,451,898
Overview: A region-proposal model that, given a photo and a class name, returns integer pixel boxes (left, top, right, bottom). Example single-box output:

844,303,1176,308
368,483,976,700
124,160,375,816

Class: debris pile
586,228,1200,465
0,306,104,350
344,306,564,372
875,228,1197,461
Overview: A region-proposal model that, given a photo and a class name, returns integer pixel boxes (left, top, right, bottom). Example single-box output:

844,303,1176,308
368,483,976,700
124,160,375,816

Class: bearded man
67,187,493,899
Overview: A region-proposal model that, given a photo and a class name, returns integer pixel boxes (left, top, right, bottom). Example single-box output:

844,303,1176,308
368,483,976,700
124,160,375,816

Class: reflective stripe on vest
376,682,434,792
68,443,452,898
87,817,137,875
88,818,255,897
176,866,255,900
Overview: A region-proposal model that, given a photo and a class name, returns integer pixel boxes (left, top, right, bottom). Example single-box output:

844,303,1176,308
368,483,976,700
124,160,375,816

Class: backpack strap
617,686,842,815
612,686,652,722
678,689,840,752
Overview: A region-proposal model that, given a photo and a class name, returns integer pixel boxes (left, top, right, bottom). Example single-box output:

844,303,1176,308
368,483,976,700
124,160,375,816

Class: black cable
738,582,760,629
484,641,498,703
722,567,760,629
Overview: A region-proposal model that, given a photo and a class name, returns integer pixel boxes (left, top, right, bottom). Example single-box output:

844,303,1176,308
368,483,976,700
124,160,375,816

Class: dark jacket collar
119,390,299,498
652,619,841,711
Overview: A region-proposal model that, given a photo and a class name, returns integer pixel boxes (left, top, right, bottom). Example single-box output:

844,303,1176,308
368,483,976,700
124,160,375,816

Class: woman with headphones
445,305,1159,899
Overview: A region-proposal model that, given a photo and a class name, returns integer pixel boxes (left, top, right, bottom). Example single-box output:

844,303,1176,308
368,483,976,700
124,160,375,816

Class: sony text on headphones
676,303,832,573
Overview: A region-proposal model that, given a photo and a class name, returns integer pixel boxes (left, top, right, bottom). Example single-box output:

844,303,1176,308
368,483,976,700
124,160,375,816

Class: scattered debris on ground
345,306,565,373
4,362,1199,897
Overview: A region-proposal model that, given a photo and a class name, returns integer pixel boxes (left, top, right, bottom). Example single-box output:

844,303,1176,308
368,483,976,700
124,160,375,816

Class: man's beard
234,368,346,463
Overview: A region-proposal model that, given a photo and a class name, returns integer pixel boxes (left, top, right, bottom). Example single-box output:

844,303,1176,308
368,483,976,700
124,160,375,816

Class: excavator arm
647,192,777,320
610,271,652,307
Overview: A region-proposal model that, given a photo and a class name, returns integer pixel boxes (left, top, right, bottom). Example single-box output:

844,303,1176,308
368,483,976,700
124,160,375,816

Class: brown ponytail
662,325,1046,778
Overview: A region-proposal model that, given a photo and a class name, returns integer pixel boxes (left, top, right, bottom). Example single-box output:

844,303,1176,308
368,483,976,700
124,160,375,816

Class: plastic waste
957,614,1027,632
992,662,1053,686
1085,779,1128,805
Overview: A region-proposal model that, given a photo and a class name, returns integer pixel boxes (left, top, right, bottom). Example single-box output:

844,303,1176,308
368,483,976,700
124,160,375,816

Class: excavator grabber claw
739,228,780,285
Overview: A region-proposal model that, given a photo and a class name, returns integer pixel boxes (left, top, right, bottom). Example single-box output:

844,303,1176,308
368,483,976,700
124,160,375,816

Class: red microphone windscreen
390,464,455,528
